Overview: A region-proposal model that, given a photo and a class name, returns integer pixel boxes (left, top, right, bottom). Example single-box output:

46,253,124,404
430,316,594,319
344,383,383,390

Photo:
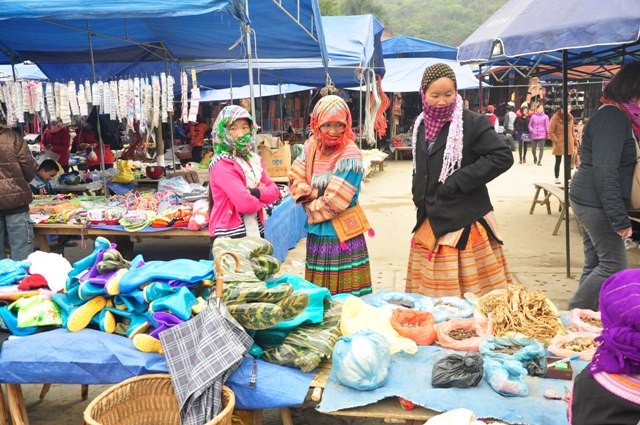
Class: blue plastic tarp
0,0,328,83
457,0,640,64
382,35,457,60
200,84,313,102
0,328,313,409
349,58,482,93
187,14,385,88
0,63,47,81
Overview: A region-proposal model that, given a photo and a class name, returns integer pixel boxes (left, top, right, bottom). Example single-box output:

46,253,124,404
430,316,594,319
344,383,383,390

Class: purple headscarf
590,269,640,375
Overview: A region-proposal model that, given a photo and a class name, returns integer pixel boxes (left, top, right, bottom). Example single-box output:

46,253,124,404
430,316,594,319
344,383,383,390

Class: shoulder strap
305,139,318,184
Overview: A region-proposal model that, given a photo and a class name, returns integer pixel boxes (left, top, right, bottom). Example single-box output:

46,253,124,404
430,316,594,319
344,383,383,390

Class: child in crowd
208,105,280,243
30,159,59,195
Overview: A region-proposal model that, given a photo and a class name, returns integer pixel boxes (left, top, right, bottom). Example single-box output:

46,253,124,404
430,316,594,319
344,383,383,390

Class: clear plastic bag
568,308,602,334
333,330,391,391
340,297,417,355
390,309,436,346
548,332,599,361
432,353,483,388
479,336,545,365
483,356,528,397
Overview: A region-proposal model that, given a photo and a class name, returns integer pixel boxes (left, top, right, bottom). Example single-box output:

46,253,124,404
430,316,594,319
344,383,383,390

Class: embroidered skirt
405,222,512,297
305,234,372,296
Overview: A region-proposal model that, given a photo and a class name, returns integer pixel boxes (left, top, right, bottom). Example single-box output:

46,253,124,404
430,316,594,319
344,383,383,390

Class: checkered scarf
413,63,464,182
212,105,257,160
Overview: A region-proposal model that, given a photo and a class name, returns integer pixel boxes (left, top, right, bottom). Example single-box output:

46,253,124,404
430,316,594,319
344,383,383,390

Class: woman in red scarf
288,95,372,296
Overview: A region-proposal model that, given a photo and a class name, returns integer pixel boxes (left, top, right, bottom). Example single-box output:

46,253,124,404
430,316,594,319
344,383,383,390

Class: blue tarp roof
0,63,47,80
380,58,480,92
187,14,385,88
382,35,457,60
457,0,640,65
0,0,328,83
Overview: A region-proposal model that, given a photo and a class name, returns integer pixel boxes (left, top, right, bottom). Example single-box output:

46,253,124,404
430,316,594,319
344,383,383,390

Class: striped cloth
406,221,512,297
594,372,640,405
305,234,372,296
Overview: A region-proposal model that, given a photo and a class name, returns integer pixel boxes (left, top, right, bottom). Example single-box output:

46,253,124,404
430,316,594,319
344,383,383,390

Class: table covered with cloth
0,328,314,410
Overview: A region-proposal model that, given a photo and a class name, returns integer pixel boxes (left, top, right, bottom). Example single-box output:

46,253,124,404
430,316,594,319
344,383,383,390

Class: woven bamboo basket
83,374,235,425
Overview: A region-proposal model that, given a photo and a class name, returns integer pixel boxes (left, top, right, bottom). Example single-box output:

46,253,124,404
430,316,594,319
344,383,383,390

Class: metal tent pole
358,70,363,149
562,49,571,278
244,0,257,134
87,20,109,196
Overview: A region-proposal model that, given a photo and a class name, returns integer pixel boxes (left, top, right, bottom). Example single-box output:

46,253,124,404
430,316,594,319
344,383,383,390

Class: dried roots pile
477,285,563,342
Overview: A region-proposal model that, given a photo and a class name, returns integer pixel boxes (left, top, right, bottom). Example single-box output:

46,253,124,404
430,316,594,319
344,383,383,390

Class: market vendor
405,63,514,298
189,115,211,164
41,119,70,172
571,269,640,424
74,120,115,171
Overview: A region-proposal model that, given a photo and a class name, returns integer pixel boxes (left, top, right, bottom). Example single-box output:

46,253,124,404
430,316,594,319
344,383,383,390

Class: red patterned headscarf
310,95,355,150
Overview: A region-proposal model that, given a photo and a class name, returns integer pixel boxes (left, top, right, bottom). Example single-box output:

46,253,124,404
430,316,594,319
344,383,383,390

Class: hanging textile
77,83,88,117
181,71,189,123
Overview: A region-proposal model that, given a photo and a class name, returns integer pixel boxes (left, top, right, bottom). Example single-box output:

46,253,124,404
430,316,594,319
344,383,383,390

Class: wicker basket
84,374,235,425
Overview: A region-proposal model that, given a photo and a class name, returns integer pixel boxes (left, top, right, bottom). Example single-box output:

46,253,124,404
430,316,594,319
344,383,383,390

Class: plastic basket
83,374,235,425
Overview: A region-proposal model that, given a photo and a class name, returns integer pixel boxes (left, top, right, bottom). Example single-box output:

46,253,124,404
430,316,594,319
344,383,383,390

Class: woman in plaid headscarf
208,105,280,241
288,95,372,296
405,63,514,298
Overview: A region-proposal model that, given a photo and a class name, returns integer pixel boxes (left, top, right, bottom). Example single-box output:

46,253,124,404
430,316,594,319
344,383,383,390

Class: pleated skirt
406,222,512,297
305,234,372,296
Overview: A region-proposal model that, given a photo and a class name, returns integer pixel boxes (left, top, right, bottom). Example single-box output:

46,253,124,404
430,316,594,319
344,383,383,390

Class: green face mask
233,132,253,154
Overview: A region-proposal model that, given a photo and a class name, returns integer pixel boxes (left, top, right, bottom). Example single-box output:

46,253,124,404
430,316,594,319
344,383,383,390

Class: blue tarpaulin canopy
379,58,480,92
0,0,328,84
382,35,457,60
188,14,385,89
457,0,640,68
0,63,47,80
457,0,640,277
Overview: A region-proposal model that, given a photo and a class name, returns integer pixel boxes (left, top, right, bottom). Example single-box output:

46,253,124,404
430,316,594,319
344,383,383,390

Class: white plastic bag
332,330,391,391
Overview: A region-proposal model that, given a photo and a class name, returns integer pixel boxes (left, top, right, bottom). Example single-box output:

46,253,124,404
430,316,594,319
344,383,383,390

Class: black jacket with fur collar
412,109,513,237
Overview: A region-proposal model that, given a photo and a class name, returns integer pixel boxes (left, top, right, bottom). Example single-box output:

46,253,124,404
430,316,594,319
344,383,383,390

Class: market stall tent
380,58,481,92
382,35,457,60
187,14,386,89
0,0,329,86
457,0,640,276
0,63,47,81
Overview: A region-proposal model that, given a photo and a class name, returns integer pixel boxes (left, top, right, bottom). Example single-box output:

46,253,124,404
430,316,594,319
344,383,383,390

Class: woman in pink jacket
528,103,550,166
208,105,280,242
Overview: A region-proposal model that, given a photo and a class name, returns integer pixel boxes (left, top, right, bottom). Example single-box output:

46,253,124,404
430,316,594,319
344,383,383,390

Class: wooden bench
529,182,569,235
393,146,412,160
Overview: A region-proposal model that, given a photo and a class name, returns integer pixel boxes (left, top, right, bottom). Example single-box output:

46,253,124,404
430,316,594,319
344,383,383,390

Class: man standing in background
0,124,37,260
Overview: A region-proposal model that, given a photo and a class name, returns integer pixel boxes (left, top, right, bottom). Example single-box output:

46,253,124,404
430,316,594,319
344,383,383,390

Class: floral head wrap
310,95,355,150
212,105,257,160
590,269,640,375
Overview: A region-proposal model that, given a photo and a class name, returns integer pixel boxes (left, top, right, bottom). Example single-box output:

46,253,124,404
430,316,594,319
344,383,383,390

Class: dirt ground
13,148,639,424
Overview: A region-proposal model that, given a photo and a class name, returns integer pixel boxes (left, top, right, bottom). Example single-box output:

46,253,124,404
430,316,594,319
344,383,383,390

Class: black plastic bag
432,353,483,388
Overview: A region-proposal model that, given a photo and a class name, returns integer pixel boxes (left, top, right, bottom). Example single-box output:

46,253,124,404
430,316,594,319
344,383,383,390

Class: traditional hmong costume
405,63,514,297
288,95,372,296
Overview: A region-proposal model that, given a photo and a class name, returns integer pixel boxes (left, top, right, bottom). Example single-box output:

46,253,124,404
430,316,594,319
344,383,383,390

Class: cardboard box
259,143,291,177
256,134,282,149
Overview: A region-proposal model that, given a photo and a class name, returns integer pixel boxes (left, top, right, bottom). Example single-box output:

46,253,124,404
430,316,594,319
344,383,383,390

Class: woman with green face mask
208,105,281,244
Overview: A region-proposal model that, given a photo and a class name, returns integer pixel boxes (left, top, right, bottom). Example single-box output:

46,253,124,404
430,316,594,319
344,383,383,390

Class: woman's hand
617,227,633,239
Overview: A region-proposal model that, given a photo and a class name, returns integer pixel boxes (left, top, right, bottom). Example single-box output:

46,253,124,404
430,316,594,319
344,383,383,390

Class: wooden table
393,146,412,160
529,183,568,235
33,224,209,253
305,359,438,424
